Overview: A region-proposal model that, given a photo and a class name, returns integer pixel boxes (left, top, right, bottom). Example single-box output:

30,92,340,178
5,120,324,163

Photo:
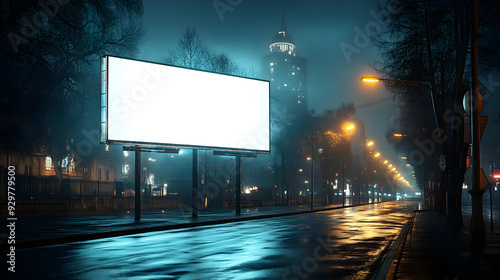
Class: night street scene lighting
1,0,499,279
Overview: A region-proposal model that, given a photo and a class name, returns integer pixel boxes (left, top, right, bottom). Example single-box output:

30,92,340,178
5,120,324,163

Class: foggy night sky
138,0,402,174
136,0,500,181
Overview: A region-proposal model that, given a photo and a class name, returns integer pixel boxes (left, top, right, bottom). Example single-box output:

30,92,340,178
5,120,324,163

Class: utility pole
469,0,485,245
310,143,315,211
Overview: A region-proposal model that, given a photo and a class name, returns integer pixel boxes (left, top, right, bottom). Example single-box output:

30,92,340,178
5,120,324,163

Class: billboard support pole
192,149,198,218
135,146,141,221
123,146,179,221
236,156,241,215
213,151,257,216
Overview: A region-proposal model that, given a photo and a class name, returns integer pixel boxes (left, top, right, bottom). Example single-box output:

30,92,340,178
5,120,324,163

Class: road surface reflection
14,201,418,279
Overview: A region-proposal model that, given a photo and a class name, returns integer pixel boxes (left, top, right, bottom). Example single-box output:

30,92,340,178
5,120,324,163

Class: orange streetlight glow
345,124,355,131
393,133,404,137
361,77,381,83
367,141,374,146
374,152,380,157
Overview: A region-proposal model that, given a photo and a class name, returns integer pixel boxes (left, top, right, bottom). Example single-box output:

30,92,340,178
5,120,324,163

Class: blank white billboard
100,56,270,153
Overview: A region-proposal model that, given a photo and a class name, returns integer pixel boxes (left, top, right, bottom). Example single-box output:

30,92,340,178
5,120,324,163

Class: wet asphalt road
8,201,419,280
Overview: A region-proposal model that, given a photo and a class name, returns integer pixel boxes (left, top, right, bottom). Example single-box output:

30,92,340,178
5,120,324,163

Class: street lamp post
311,151,315,211
470,0,485,245
361,77,429,84
342,162,346,207
361,76,439,207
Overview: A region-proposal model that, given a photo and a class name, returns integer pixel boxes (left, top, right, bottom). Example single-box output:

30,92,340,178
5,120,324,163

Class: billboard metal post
135,146,141,221
213,151,256,215
125,146,179,221
192,149,198,218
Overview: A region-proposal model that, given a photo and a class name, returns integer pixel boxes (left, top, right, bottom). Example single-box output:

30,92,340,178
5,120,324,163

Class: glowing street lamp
345,124,355,131
361,76,429,84
361,77,381,83
367,141,374,146
374,152,381,158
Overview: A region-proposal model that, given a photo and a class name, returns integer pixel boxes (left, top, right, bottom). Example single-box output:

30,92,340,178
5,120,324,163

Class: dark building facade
261,13,308,117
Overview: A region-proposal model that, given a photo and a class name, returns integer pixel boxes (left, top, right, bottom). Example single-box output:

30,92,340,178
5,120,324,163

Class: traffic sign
464,116,488,143
480,168,491,190
463,90,483,114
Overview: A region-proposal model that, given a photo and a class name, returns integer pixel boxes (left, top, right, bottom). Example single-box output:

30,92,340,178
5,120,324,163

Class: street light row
365,140,411,187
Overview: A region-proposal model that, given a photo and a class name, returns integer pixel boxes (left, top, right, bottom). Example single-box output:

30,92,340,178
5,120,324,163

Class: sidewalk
386,207,500,279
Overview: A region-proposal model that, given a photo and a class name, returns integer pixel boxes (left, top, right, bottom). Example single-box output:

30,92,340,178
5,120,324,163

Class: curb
371,210,416,280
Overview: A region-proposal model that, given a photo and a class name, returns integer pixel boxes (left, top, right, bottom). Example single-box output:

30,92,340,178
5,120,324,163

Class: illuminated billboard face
100,56,270,153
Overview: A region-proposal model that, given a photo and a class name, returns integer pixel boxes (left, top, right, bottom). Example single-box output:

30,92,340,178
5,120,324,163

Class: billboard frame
100,55,271,154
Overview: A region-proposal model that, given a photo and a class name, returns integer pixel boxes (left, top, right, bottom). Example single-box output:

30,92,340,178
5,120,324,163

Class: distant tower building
261,11,307,116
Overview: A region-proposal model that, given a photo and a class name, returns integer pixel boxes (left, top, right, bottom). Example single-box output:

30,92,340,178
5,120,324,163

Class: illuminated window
298,101,301,104
270,62,274,66
284,84,287,87
292,72,295,75
62,157,68,169
122,164,130,175
69,158,75,173
45,157,52,171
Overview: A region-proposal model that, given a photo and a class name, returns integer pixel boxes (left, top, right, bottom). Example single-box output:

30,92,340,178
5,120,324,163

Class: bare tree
165,27,254,78
373,0,500,227
1,0,144,179
165,27,210,70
